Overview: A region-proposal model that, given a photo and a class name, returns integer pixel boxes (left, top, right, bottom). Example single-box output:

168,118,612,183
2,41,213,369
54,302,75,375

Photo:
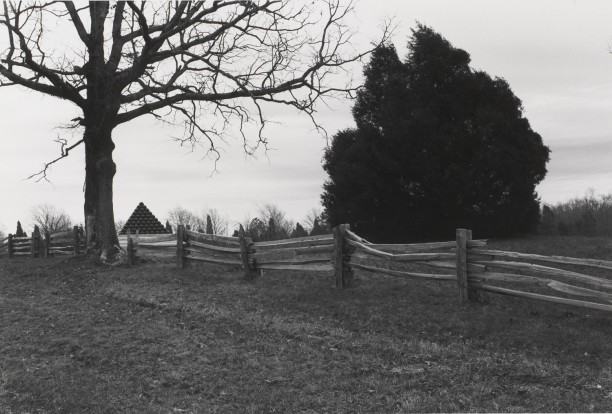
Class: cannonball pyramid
120,202,168,235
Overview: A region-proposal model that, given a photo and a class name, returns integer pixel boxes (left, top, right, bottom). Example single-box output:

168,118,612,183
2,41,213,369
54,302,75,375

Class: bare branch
63,1,89,44
0,1,86,105
25,136,84,183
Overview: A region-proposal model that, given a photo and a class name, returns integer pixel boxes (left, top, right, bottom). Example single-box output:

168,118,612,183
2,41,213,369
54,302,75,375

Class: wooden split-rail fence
125,225,612,313
2,224,611,313
0,226,85,259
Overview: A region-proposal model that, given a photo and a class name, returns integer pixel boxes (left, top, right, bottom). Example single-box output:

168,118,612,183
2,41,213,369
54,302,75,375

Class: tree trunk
82,2,119,254
84,125,119,251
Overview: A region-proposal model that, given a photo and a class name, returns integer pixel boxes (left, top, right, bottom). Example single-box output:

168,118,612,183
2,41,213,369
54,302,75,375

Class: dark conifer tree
291,222,309,238
15,221,27,238
267,218,277,241
247,218,267,242
309,218,327,236
206,215,214,235
322,25,550,241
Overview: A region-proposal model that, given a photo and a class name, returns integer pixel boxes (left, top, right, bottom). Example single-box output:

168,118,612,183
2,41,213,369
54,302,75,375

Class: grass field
2,236,612,413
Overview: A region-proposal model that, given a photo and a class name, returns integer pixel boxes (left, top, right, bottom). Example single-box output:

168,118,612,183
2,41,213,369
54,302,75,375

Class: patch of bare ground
1,237,612,413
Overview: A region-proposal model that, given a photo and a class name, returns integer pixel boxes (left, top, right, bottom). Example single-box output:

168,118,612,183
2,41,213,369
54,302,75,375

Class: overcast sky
1,0,612,235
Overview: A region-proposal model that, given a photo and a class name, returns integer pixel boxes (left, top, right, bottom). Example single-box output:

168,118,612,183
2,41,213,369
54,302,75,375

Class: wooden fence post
342,224,354,288
238,225,255,281
35,226,41,258
466,229,479,302
44,232,50,258
457,228,478,303
127,229,134,267
7,234,13,259
177,225,185,269
456,228,468,303
78,226,85,253
333,224,348,290
73,226,80,255
31,225,41,258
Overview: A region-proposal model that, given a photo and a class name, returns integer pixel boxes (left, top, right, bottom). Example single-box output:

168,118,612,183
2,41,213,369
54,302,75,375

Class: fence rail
0,226,84,259
465,238,612,312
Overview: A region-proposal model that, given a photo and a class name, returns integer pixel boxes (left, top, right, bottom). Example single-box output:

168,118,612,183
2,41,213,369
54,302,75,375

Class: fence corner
7,234,13,259
126,229,134,267
176,225,185,269
43,232,50,258
457,228,479,303
31,225,41,258
73,226,80,255
238,225,256,281
333,224,353,290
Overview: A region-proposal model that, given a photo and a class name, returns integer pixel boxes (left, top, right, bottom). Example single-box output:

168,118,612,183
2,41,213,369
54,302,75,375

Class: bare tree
30,204,73,235
114,220,126,235
257,202,294,239
201,208,229,236
235,214,254,237
303,207,323,234
0,1,388,255
166,207,198,231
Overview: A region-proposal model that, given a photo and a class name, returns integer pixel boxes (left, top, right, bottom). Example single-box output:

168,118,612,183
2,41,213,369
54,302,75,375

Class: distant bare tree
114,220,126,235
0,222,6,240
303,208,324,234
236,214,254,237
166,207,198,231
202,208,229,236
30,204,72,235
257,203,294,240
542,189,612,236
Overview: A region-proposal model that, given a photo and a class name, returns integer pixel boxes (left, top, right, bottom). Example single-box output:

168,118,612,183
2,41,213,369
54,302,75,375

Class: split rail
343,227,612,312
0,226,84,258
467,243,612,312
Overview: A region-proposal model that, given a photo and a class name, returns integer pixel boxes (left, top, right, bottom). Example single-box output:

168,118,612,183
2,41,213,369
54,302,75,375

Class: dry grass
1,236,612,413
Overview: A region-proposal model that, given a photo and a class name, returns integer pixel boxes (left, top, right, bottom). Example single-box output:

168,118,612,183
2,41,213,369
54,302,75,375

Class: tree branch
25,136,84,183
0,0,392,175
63,1,90,45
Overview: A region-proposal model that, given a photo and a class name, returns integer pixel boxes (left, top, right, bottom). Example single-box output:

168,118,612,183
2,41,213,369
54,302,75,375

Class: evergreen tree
15,221,27,237
165,220,173,234
322,25,549,242
309,218,327,236
539,205,555,235
246,218,267,242
206,215,214,235
291,222,309,238
267,217,277,241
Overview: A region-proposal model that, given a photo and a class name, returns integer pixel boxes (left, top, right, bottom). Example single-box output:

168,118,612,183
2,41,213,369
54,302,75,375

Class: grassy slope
1,237,612,413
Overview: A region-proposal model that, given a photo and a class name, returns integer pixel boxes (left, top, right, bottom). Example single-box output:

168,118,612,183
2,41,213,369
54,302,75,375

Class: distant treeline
540,191,612,236
156,203,329,242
